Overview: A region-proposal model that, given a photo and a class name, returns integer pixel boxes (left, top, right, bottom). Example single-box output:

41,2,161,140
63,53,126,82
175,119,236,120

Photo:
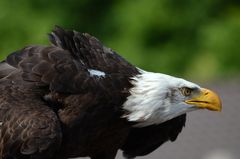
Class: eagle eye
180,87,193,96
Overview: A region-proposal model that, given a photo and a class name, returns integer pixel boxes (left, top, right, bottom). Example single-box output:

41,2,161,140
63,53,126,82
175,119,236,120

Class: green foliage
0,0,239,81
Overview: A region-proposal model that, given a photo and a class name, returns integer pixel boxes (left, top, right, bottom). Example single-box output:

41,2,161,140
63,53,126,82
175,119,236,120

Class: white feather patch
88,69,106,77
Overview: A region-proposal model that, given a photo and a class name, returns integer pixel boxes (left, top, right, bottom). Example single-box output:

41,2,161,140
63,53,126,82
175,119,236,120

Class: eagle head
123,70,222,127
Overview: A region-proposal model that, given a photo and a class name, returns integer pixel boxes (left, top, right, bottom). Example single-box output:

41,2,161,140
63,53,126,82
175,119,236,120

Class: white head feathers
123,70,201,127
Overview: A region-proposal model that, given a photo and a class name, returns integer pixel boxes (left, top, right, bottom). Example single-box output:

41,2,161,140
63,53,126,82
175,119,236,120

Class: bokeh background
0,0,239,159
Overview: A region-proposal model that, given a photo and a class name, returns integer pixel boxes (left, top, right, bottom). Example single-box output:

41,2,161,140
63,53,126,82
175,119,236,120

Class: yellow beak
185,88,222,111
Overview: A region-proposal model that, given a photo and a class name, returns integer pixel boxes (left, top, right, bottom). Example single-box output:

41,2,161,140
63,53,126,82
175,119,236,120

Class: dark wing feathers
0,102,62,159
49,26,139,75
5,26,139,94
0,61,16,79
0,27,139,158
121,114,186,158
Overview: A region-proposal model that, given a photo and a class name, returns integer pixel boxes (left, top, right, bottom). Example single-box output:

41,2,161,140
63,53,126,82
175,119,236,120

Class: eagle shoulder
4,27,139,95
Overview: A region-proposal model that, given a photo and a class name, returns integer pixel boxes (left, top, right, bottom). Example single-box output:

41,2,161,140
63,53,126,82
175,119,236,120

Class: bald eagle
0,26,221,159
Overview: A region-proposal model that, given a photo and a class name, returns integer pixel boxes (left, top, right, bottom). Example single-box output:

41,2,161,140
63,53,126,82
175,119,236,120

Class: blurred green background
0,0,240,81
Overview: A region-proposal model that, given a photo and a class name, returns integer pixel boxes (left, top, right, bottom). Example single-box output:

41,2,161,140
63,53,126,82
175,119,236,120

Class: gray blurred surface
78,80,240,159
